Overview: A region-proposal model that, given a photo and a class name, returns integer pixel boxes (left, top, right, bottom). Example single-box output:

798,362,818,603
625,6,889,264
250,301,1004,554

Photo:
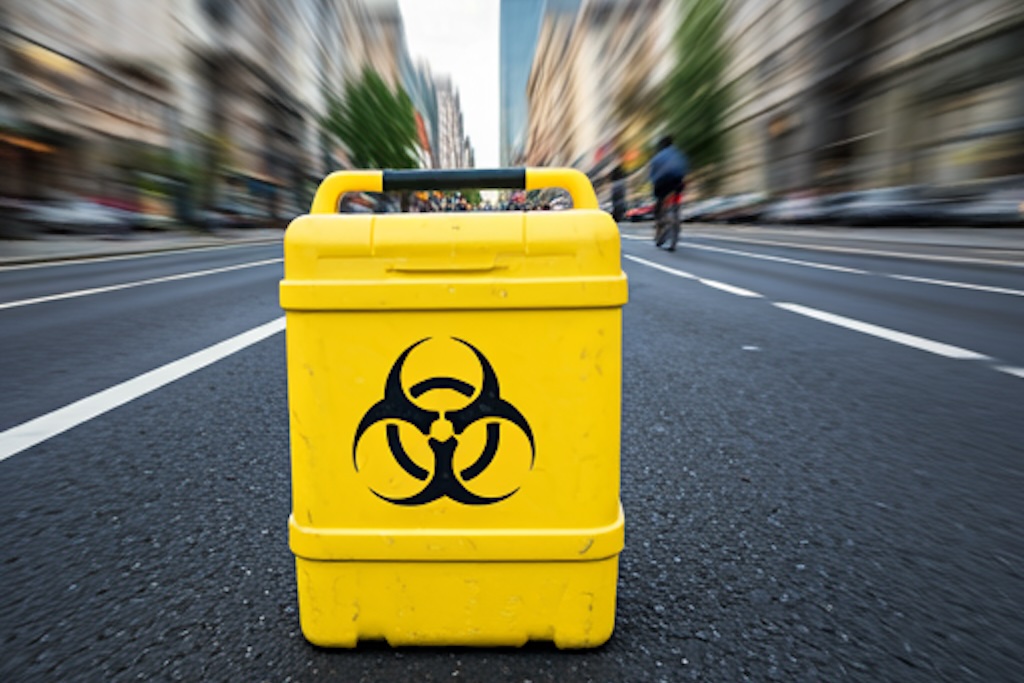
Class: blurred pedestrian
610,164,627,223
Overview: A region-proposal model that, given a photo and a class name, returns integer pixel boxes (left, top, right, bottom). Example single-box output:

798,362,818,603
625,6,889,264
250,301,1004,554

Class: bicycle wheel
668,204,680,251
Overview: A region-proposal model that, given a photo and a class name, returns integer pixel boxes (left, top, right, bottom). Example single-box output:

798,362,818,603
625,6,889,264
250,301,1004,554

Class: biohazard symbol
353,338,535,505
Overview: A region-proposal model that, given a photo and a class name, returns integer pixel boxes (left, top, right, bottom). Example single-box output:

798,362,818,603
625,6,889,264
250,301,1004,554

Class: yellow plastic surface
281,169,626,648
525,167,598,209
296,557,618,648
310,170,383,214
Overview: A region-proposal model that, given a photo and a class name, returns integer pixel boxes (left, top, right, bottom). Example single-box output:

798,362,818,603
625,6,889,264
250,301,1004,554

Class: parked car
701,193,770,223
760,194,853,225
677,200,709,222
18,197,131,233
681,197,731,222
761,195,814,224
0,197,39,238
133,213,177,231
626,200,655,222
829,186,956,226
932,187,1024,226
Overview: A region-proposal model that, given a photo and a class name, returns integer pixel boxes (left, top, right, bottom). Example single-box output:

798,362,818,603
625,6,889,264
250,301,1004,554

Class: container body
281,187,627,648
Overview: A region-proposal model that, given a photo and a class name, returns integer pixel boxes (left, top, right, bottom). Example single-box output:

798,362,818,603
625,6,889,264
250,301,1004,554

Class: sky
397,0,500,168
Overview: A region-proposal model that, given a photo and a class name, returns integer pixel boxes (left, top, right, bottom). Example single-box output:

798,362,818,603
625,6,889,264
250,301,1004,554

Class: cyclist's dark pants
654,176,685,222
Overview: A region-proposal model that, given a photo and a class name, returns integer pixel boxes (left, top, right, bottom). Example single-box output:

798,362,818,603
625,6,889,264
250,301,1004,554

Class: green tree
660,0,731,182
322,67,420,170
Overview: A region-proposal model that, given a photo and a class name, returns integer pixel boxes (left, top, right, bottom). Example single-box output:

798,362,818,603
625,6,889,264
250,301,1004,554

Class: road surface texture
1,225,1022,681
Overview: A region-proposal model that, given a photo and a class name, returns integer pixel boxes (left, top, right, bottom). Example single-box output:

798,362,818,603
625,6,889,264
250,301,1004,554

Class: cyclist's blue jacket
649,146,689,186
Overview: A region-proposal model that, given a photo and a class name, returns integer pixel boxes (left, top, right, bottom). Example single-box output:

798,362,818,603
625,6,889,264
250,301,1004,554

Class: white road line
774,303,990,360
626,247,1015,374
623,254,762,297
698,279,762,297
0,317,286,462
887,274,1024,297
628,235,1020,297
623,254,697,279
0,240,281,272
688,231,1024,268
0,258,283,310
686,242,867,273
620,234,649,241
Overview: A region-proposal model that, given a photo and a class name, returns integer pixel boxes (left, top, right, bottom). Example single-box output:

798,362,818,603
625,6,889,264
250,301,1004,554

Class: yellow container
281,168,627,648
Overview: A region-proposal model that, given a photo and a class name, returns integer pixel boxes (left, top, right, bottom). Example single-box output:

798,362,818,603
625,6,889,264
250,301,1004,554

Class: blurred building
520,0,1024,198
402,60,440,169
1,0,184,203
436,78,474,169
716,0,1024,194
523,0,677,180
523,6,576,168
499,0,545,165
360,0,404,86
179,0,334,217
0,0,444,219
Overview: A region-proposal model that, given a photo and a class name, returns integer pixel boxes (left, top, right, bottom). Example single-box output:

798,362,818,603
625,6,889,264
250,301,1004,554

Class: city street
1,227,1022,681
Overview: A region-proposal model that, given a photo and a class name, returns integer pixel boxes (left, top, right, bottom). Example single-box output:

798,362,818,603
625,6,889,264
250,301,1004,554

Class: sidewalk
0,227,284,266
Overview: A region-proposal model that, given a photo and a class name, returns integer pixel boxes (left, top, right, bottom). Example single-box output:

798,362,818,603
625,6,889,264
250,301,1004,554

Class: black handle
381,168,526,191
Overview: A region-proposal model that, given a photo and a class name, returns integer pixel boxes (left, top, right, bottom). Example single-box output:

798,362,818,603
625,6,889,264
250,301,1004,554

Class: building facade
523,0,677,184
436,78,473,169
499,0,545,165
1,0,184,201
717,0,1024,194
0,0,442,217
519,0,1024,200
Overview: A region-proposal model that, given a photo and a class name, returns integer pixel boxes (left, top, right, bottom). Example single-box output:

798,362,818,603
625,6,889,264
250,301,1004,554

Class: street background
3,0,1024,680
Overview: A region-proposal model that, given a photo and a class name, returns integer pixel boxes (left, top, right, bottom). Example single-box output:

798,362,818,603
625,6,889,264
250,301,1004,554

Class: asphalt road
1,228,1022,681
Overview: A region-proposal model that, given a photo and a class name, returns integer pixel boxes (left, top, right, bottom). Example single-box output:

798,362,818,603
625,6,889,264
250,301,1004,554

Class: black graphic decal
353,338,534,505
410,377,474,398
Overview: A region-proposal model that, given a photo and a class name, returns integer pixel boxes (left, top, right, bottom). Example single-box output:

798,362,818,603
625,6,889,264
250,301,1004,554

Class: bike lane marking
887,274,1024,297
0,258,283,310
0,317,285,462
624,252,1022,378
694,240,1024,295
622,254,698,279
625,232,1024,296
686,231,1024,269
624,255,761,297
697,279,762,297
772,303,989,360
686,241,1024,294
685,242,868,273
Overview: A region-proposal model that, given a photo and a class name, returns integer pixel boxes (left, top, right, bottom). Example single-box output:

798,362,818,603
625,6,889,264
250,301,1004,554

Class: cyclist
648,135,688,251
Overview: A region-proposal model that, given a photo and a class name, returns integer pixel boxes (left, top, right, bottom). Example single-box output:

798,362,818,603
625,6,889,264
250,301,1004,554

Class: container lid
280,209,627,311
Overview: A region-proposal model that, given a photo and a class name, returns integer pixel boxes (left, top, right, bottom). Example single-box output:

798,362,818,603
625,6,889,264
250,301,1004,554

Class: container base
294,556,619,649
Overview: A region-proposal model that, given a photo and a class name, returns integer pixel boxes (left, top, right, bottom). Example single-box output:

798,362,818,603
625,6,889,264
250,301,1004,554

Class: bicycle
654,189,683,252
